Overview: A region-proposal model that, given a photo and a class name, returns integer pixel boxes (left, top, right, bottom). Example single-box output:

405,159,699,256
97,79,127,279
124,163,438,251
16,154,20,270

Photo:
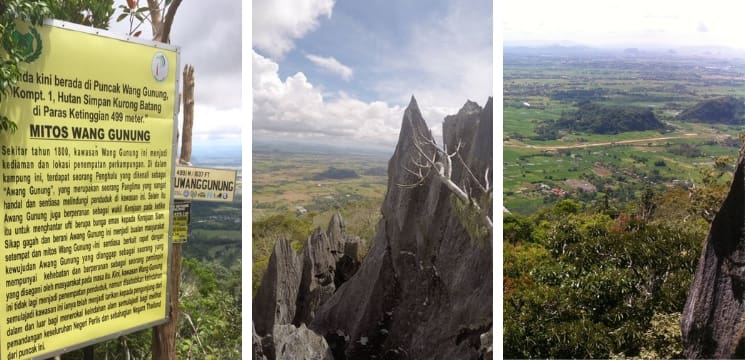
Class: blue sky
252,0,493,148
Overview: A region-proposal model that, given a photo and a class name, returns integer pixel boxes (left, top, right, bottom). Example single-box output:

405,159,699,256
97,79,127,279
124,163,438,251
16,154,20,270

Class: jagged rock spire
326,212,345,253
683,150,745,358
311,98,493,359
253,212,365,358
408,95,419,110
253,238,301,336
458,99,482,116
399,95,429,146
253,98,493,359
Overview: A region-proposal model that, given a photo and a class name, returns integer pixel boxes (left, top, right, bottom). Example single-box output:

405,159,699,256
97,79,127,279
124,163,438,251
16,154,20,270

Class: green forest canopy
677,96,745,124
503,178,724,359
534,101,667,140
558,101,666,134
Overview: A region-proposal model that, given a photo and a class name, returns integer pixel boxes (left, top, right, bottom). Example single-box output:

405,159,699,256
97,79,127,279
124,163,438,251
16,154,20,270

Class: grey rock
471,97,493,191
335,235,362,287
479,327,493,359
326,213,345,255
253,238,301,336
294,228,337,326
443,99,484,200
311,96,493,359
253,213,365,359
683,150,745,358
253,324,268,360
272,324,334,360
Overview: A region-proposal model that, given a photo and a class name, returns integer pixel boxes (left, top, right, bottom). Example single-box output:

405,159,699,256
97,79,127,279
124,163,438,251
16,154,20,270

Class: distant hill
554,101,666,135
677,96,745,124
313,166,359,180
362,166,386,176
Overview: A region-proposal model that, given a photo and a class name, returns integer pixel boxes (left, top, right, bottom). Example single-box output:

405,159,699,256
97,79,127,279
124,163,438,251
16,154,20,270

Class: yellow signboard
172,200,190,243
0,20,178,360
174,165,237,202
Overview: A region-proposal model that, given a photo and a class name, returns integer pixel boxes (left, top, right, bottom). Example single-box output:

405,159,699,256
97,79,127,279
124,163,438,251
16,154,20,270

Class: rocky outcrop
327,213,362,287
479,327,493,359
310,96,493,359
253,238,301,336
253,213,363,359
294,228,338,326
682,149,745,358
253,324,268,360
272,324,334,360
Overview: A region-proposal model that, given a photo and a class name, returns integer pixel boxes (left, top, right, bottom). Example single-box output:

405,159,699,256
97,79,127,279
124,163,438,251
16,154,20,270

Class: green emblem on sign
2,22,42,63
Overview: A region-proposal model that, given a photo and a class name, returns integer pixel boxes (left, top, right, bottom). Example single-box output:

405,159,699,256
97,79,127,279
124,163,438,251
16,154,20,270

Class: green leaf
116,12,129,22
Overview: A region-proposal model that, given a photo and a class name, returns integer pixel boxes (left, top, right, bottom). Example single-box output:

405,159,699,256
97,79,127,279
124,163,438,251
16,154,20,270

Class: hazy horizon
504,0,745,51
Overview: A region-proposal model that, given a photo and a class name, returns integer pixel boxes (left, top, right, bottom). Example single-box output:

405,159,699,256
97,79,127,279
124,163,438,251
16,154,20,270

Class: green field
252,151,388,292
503,50,745,214
253,152,388,221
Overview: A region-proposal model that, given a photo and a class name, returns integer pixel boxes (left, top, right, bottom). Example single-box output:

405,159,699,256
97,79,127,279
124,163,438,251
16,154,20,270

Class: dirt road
504,133,709,151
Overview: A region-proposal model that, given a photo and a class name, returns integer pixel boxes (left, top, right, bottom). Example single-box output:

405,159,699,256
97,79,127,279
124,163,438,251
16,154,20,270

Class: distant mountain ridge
253,138,392,158
504,44,745,59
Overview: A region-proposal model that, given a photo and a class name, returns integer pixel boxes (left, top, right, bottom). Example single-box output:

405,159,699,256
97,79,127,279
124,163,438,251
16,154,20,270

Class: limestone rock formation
310,96,493,359
294,228,338,326
327,213,362,287
253,238,302,336
682,149,745,358
253,96,492,359
253,324,268,360
253,213,363,359
479,327,493,359
272,324,334,360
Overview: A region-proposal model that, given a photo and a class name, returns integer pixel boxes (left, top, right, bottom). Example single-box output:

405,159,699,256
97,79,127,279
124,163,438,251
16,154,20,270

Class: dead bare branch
456,152,488,194
396,112,492,233
484,167,490,192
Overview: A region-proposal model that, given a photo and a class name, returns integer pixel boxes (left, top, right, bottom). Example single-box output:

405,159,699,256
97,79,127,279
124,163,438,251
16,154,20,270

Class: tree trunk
145,0,162,39
146,0,182,43
180,64,194,165
152,65,193,359
152,243,182,359
148,0,188,346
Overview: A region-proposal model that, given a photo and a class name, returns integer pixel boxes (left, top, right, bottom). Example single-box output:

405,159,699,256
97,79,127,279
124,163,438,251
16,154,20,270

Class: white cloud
252,50,404,147
176,104,242,148
697,21,709,33
374,0,492,114
306,54,353,80
108,0,243,148
252,0,335,58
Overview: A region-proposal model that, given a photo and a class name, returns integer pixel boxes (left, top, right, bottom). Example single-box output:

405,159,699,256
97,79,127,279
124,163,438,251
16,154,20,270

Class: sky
252,0,494,149
108,0,242,153
504,0,745,50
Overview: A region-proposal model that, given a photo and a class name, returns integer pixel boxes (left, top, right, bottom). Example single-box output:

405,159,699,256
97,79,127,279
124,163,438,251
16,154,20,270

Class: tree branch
397,112,493,233
146,0,162,39
159,0,182,43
